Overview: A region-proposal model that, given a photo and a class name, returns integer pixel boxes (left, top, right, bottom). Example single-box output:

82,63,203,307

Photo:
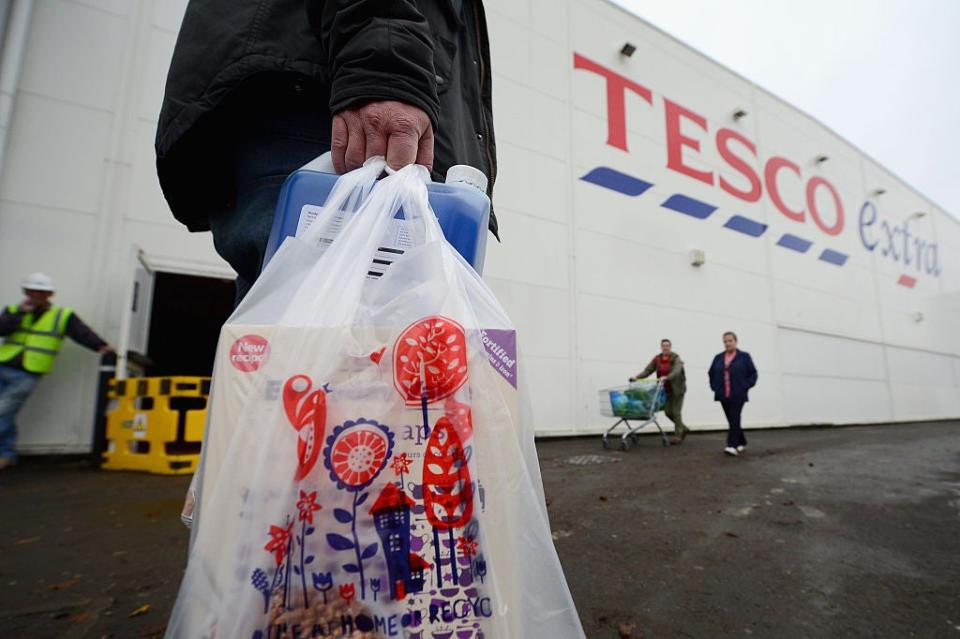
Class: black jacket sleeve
308,0,441,128
65,314,108,352
0,306,25,336
744,353,758,389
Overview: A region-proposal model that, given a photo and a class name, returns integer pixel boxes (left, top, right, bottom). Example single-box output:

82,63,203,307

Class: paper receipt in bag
297,204,415,278
229,334,270,372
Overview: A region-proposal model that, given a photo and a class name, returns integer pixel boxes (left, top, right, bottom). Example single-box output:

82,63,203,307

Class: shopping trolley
599,378,668,450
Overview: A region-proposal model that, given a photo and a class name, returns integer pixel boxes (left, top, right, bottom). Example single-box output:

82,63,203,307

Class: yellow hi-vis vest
0,304,73,374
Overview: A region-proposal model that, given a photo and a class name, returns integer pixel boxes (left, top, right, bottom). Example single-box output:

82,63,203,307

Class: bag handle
393,164,486,287
278,163,420,325
296,155,387,249
279,163,473,326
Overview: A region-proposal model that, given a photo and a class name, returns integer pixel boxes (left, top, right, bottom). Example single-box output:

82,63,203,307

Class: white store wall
0,0,956,453
483,0,959,434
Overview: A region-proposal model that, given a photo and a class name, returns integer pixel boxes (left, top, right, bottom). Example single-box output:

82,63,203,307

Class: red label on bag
230,334,270,372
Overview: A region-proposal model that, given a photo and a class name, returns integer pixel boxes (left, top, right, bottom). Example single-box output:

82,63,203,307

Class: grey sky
610,0,960,218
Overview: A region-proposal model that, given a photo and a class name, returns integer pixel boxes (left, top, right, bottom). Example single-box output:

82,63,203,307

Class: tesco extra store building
0,0,956,454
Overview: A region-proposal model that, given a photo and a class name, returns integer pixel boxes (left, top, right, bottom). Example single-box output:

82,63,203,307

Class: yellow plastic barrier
101,376,210,475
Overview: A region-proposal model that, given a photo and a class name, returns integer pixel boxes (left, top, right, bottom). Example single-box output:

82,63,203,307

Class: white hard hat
21,272,55,292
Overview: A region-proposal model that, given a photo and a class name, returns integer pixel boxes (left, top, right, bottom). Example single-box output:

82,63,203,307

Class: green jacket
635,352,686,396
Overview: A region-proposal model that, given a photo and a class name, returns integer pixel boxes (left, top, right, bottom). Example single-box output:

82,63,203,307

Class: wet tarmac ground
1,420,958,638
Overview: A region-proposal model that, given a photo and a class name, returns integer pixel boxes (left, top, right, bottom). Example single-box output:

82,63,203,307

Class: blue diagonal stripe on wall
579,170,847,269
661,194,717,219
819,249,848,266
723,215,767,237
776,234,813,253
580,167,654,196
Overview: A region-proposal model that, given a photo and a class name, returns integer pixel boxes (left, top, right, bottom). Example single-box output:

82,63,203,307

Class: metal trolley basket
598,378,668,450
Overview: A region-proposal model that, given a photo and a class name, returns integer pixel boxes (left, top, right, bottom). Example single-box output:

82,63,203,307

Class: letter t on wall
573,53,653,152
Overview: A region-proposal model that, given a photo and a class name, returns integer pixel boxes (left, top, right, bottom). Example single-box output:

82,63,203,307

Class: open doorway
145,272,234,376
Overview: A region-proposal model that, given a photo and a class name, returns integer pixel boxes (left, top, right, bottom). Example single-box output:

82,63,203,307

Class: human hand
331,100,434,173
99,345,115,355
19,299,35,312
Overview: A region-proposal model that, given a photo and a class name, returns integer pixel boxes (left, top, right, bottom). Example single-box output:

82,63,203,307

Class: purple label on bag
480,329,517,389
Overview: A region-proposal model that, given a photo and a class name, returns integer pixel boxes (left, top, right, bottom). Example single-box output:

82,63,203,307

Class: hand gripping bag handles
165,163,585,639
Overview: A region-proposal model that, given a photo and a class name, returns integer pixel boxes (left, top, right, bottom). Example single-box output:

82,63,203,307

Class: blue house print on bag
407,552,429,594
370,483,427,599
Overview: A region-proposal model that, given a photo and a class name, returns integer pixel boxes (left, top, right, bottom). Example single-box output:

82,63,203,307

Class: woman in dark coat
708,332,758,456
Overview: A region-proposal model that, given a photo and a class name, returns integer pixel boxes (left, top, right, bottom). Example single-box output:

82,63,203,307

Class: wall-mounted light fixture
872,188,887,197
620,42,637,57
815,154,829,164
690,249,706,267
732,108,748,121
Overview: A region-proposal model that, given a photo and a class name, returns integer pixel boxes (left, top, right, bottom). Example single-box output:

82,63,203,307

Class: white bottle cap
445,165,488,192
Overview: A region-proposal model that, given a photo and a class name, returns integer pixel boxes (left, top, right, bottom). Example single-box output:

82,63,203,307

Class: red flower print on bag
393,316,468,405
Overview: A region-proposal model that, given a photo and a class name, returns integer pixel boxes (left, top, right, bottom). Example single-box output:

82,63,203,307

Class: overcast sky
610,0,960,218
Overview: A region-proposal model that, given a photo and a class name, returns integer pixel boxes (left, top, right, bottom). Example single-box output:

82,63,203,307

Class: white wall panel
528,32,570,101
527,0,568,44
491,77,569,160
0,202,99,303
773,278,884,341
68,0,130,16
890,383,960,421
0,95,111,214
126,120,176,226
20,0,126,110
150,0,188,32
137,28,178,123
484,211,569,289
523,356,576,434
485,0,531,27
780,376,892,424
778,329,887,380
485,278,573,360
574,294,775,368
576,229,775,322
494,142,571,224
885,347,956,386
487,11,532,88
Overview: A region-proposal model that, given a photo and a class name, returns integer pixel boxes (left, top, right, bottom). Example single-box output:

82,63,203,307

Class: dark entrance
145,273,234,376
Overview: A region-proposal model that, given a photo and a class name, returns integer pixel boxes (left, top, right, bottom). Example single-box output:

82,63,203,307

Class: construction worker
0,273,113,469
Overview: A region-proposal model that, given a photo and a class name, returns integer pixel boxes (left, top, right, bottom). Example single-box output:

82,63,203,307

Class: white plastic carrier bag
165,160,585,639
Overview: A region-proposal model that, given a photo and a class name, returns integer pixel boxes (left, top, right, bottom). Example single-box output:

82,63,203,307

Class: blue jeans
0,364,41,460
207,82,331,303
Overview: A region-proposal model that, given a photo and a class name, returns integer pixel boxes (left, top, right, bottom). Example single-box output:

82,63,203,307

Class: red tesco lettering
574,53,845,236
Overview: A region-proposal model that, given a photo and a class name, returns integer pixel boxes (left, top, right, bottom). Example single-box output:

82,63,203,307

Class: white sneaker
723,447,739,457
736,445,746,453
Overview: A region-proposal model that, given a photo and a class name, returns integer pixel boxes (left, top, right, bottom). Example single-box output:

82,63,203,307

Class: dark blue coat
708,350,758,402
